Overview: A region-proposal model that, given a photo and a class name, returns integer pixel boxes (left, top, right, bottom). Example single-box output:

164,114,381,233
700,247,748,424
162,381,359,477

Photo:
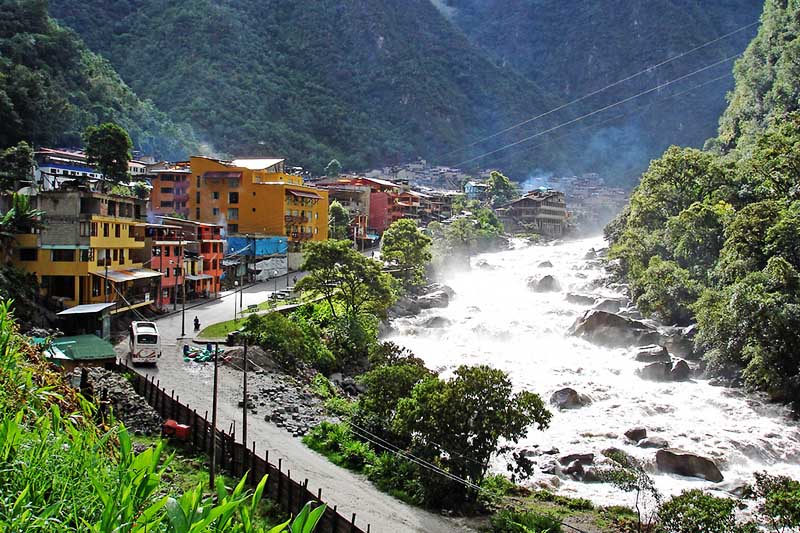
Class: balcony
284,215,309,224
288,231,314,241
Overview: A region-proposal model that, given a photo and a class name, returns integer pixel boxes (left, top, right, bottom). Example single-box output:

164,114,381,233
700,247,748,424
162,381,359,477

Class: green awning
48,335,116,361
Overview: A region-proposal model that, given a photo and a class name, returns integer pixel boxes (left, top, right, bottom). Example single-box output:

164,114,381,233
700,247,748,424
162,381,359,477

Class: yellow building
12,189,161,314
188,157,328,251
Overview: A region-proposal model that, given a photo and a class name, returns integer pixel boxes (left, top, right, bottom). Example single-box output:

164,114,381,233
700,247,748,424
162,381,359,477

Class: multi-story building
34,148,151,191
316,175,400,235
137,223,189,310
146,162,191,217
188,157,328,252
158,216,224,297
497,189,569,236
12,187,162,313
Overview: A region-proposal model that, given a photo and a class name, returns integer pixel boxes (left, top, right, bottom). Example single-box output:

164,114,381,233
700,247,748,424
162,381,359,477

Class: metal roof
92,268,163,283
232,158,284,170
49,335,116,361
57,302,117,316
185,274,213,281
286,189,322,200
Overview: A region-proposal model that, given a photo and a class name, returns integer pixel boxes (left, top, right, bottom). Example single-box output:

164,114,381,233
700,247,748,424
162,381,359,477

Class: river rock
550,388,592,409
528,275,562,292
660,324,698,359
423,316,452,329
559,453,595,466
584,249,598,260
639,362,673,381
389,296,421,317
538,260,554,268
656,449,724,482
624,427,648,442
635,345,671,363
639,437,669,449
671,360,692,381
593,297,630,313
416,290,449,309
570,310,661,348
563,460,585,479
566,293,596,306
476,259,497,270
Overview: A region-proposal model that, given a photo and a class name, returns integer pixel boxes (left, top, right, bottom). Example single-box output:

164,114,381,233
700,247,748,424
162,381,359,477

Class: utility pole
180,234,186,338
210,342,219,488
242,339,248,447
104,250,109,303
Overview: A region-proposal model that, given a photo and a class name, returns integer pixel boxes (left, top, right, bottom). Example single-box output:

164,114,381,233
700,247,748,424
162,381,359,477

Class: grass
197,318,245,339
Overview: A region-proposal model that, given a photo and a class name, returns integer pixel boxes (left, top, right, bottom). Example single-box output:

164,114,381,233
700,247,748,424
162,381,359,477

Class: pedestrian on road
293,276,297,285
193,316,200,331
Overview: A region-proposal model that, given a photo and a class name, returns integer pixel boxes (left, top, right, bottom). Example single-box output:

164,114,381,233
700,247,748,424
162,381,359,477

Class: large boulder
423,316,451,329
538,260,554,268
593,297,630,313
476,259,497,271
639,437,669,449
670,360,692,381
570,310,661,348
416,290,449,309
390,296,421,317
634,345,671,363
660,324,698,359
656,449,724,482
639,362,673,381
528,275,562,293
624,427,647,442
550,388,592,409
566,293,596,306
559,453,595,466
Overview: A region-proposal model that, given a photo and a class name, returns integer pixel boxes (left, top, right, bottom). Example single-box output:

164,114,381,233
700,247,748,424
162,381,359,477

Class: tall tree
83,123,132,184
0,142,34,191
324,159,342,178
328,200,350,240
381,219,432,288
487,170,519,207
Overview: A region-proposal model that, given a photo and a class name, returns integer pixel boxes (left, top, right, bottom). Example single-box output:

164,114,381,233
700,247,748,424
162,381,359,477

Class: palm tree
0,193,45,263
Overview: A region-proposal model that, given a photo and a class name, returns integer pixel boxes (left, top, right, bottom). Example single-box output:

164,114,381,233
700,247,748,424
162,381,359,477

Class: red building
317,176,400,235
159,217,224,297
146,163,191,218
143,223,190,310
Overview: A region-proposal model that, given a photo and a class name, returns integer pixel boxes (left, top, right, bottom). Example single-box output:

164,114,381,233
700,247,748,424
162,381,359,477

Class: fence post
350,513,357,533
277,459,283,507
191,409,198,449
332,506,339,533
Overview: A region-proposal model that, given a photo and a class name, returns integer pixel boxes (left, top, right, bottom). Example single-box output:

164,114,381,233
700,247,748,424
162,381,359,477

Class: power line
441,20,758,160
454,52,742,167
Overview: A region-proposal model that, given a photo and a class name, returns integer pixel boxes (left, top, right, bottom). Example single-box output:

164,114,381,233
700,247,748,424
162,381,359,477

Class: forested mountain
442,0,763,182
606,0,800,404
0,0,196,160
48,0,568,175
46,0,762,182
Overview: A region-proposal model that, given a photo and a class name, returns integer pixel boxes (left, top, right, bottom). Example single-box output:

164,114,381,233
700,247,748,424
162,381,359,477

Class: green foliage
381,219,433,288
0,141,33,191
633,257,701,326
490,508,562,533
487,170,519,207
599,450,661,530
323,159,341,177
297,240,396,320
83,122,132,183
328,201,350,240
657,490,750,533
747,471,800,531
0,0,195,159
303,421,377,471
311,373,336,400
243,312,334,371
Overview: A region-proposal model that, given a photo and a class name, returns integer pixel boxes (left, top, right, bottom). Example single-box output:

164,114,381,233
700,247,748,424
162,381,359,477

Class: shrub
490,508,562,533
657,490,741,532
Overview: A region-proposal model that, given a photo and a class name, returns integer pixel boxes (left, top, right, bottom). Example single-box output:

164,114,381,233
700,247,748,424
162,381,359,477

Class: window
227,178,239,188
162,289,169,299
252,208,256,212
80,249,93,262
173,267,180,277
196,192,200,203
160,200,174,208
19,249,37,261
212,207,220,216
112,249,118,261
196,208,200,219
227,208,239,220
103,223,109,237
164,268,170,278
212,191,220,200
91,222,98,236
173,246,180,256
227,223,238,233
80,222,91,237
51,249,75,262
161,187,174,194
164,246,170,257
228,192,239,204
315,212,319,220
196,176,201,188
115,224,120,238
153,246,161,256
92,275,101,297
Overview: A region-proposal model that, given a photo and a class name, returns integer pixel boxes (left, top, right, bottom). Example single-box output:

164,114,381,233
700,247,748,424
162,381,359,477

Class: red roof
286,189,322,200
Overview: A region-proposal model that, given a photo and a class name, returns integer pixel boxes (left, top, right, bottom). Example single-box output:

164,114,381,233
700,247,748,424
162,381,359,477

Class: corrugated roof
232,158,284,170
92,268,163,283
57,303,116,316
286,189,322,200
50,335,116,361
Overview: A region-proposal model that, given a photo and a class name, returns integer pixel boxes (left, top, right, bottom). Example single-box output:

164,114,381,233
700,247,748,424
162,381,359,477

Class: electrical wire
441,20,759,159
453,52,742,167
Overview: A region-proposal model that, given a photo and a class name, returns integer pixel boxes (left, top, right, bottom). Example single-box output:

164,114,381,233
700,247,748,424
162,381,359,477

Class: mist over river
386,237,800,505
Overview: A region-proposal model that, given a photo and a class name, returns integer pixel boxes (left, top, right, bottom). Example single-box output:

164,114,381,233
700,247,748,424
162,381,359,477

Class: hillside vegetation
607,0,800,406
0,0,196,159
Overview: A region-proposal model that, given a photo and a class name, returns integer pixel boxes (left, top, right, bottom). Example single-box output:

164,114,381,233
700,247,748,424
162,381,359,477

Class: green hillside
48,0,565,174
0,0,197,159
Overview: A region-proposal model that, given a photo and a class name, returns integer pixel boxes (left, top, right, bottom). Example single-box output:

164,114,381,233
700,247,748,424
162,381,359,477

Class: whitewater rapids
386,236,800,505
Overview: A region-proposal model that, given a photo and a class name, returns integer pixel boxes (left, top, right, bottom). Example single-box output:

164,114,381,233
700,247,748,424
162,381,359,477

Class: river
386,236,800,505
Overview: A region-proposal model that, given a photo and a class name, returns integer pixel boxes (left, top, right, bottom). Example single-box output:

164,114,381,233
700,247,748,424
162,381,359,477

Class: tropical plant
0,193,45,262
380,219,432,288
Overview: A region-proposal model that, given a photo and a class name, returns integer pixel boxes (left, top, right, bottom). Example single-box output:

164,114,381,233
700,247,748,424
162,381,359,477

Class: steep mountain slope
0,0,196,159
49,0,565,174
443,0,763,182
714,0,800,154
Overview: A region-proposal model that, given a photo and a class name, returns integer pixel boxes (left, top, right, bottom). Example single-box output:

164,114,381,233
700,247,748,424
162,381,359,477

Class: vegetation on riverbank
0,301,324,531
607,0,800,408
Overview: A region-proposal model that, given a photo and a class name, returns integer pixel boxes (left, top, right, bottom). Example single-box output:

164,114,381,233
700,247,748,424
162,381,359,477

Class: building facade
188,157,328,252
146,163,191,218
497,189,569,236
157,216,224,297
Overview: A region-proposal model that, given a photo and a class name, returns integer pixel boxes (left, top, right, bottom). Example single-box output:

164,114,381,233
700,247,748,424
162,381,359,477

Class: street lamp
273,270,279,293
180,234,187,338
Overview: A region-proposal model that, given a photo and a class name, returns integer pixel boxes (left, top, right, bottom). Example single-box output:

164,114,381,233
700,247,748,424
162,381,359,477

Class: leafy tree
243,312,334,370
0,193,45,263
381,219,432,288
657,490,753,533
665,201,733,277
0,141,33,191
394,365,551,505
487,170,519,207
296,240,396,320
747,471,800,532
324,158,342,177
600,450,661,532
740,112,800,199
83,122,132,184
328,200,350,240
765,200,800,270
633,257,701,326
715,199,782,284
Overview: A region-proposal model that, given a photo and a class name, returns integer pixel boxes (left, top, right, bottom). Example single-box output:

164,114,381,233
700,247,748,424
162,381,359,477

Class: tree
328,200,350,240
296,240,396,320
324,159,342,177
633,257,701,326
0,141,33,191
658,490,752,533
381,219,432,288
600,450,661,532
394,365,551,505
242,312,333,370
665,200,733,277
0,193,45,263
747,471,800,531
487,170,519,207
83,123,132,184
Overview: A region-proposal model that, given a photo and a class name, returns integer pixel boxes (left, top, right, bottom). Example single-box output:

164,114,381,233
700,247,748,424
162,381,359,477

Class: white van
129,321,161,365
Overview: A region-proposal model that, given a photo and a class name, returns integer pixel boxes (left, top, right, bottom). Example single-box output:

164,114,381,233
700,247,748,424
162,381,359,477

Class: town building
464,181,490,201
34,148,152,191
146,162,191,217
12,186,162,314
497,189,569,236
188,157,328,252
157,216,224,298
137,223,189,310
316,175,400,236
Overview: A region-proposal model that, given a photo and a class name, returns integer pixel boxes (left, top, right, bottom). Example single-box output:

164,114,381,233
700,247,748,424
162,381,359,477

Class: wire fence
114,359,370,533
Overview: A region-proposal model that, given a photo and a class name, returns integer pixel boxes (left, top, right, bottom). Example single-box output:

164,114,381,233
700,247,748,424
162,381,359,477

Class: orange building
147,162,191,218
188,157,328,251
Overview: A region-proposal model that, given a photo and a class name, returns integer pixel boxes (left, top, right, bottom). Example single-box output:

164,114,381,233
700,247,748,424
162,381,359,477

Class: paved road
116,275,474,533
